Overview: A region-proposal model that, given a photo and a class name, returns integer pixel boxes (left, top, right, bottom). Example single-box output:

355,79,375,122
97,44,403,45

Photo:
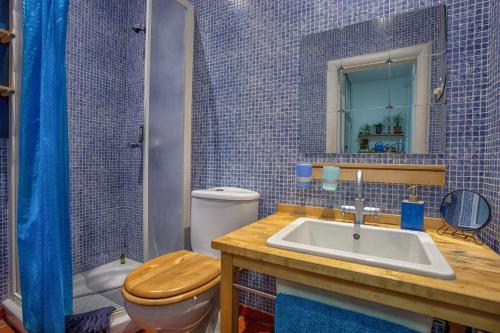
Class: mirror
440,190,492,231
300,5,447,154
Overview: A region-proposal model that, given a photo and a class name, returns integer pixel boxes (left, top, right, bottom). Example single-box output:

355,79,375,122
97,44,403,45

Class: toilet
122,187,260,332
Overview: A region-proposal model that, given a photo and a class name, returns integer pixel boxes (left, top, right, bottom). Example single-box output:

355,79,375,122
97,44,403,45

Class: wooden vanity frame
213,204,500,333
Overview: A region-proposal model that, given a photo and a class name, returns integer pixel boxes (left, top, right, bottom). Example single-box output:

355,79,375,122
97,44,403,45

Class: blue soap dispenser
401,186,425,231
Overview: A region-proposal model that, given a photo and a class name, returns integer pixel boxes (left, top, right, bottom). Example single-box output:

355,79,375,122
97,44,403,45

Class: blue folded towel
275,293,418,333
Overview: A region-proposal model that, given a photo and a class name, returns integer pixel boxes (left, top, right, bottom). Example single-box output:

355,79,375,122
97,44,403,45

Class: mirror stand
437,221,484,246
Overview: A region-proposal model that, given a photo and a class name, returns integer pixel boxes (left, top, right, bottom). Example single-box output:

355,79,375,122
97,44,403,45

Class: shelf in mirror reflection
358,134,406,138
357,150,406,154
343,103,446,113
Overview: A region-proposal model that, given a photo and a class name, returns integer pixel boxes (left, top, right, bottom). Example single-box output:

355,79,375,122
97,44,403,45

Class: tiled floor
0,321,15,333
0,308,15,333
238,306,274,333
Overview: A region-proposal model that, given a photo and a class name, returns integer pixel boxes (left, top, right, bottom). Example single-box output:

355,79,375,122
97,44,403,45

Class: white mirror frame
326,43,431,154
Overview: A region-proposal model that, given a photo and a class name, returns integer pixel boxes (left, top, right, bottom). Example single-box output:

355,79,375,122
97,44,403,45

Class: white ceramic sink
267,217,455,280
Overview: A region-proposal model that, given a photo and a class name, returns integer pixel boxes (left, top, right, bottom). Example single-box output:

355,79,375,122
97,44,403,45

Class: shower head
132,24,146,33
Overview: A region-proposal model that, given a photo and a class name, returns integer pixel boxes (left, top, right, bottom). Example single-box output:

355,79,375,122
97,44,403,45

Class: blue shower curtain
17,0,72,332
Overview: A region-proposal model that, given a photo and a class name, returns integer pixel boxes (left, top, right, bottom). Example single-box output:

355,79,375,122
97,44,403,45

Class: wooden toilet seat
122,250,221,306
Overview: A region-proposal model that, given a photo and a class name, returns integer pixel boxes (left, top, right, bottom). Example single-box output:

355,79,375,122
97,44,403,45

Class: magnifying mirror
440,190,492,233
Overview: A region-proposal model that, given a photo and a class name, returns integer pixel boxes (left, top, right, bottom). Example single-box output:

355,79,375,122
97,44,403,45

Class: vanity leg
220,253,239,333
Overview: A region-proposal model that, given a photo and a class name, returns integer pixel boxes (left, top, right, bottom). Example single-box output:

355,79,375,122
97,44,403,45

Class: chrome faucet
341,170,380,224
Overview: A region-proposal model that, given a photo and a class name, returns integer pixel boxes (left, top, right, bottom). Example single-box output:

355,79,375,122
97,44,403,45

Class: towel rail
233,283,276,301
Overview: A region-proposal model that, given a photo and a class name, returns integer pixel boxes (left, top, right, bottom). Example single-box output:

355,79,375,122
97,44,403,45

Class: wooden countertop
212,204,500,332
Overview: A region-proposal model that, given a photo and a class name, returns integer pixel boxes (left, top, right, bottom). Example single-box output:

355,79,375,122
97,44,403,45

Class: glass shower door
145,0,193,260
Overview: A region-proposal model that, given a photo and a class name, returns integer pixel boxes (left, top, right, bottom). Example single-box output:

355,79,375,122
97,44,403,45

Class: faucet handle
364,206,380,218
340,205,355,216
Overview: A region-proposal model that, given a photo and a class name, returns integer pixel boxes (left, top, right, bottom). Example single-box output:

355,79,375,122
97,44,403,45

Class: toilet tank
191,187,260,258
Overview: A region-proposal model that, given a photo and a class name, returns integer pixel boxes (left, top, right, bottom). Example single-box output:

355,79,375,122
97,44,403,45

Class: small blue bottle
401,186,425,231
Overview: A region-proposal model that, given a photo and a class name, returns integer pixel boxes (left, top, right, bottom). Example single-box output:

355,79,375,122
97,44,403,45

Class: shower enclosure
6,0,194,326
144,0,193,261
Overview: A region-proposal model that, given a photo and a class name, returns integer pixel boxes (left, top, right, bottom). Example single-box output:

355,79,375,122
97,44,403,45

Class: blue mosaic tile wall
0,139,8,303
66,0,145,274
124,0,146,264
480,0,499,253
191,0,487,223
190,0,497,313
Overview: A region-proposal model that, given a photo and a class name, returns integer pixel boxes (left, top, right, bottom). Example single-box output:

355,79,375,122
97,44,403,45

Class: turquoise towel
275,293,418,333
